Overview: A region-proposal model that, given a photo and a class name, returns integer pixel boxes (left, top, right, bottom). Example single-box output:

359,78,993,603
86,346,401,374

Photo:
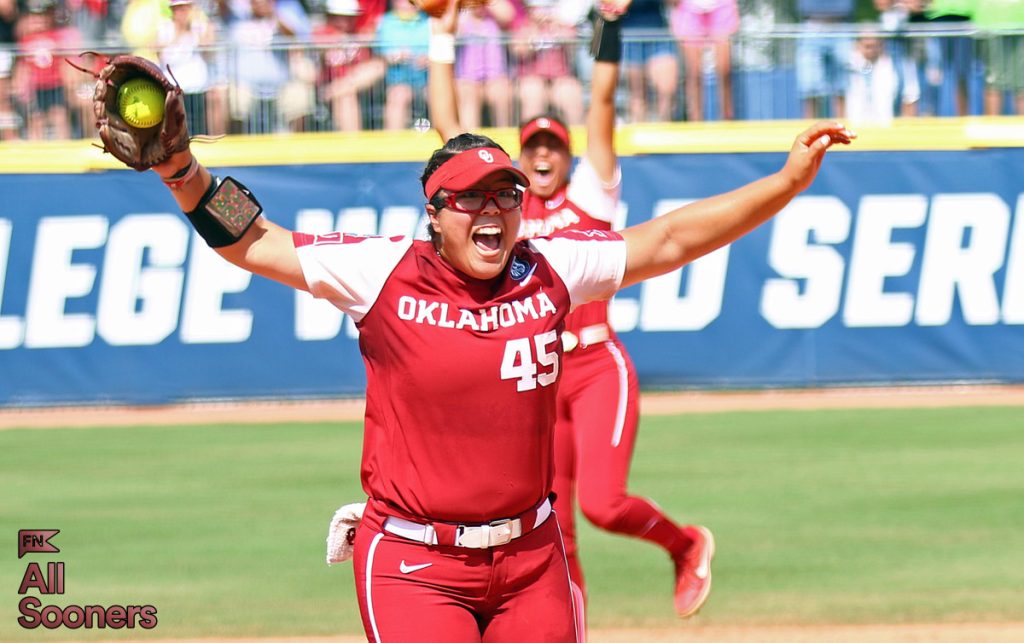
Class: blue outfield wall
1,147,1023,405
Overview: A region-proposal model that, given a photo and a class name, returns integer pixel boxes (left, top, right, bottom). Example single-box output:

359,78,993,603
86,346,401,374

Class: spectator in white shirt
844,33,920,125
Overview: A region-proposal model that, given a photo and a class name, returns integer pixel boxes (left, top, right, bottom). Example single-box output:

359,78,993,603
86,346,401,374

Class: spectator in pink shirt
510,0,583,125
669,0,739,120
454,0,514,129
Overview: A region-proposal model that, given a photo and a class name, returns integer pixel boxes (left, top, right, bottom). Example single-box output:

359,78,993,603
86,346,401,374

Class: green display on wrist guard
184,176,263,247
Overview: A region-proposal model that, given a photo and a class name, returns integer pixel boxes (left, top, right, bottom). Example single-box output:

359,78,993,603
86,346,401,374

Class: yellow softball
117,78,166,129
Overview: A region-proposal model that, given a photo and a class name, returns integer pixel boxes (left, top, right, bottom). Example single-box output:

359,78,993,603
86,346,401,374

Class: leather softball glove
86,54,190,171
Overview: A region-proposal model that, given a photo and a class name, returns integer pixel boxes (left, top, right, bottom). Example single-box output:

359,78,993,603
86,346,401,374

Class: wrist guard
428,33,456,64
591,13,622,63
185,176,263,248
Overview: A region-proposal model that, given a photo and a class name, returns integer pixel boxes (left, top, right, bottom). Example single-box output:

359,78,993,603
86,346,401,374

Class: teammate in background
110,33,853,642
430,0,707,620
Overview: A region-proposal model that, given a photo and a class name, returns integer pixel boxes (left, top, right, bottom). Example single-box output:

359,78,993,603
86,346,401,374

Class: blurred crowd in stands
0,0,1022,140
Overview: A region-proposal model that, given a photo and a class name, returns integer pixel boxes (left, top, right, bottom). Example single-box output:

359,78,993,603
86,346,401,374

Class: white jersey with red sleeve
565,155,621,225
521,157,623,340
292,231,626,523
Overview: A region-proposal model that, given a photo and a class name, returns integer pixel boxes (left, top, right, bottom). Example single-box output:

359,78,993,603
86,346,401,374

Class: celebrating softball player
90,40,854,643
428,0,715,619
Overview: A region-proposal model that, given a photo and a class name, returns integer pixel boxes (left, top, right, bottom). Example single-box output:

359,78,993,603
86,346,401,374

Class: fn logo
18,530,60,559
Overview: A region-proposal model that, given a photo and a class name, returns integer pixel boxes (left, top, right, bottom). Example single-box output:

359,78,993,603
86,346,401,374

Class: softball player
428,1,714,618
149,116,850,640
115,32,853,638
90,24,853,642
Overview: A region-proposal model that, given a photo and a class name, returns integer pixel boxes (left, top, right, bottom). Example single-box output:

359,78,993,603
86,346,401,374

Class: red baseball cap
424,147,529,199
519,116,571,149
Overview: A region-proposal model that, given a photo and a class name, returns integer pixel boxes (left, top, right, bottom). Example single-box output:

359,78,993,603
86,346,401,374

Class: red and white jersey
520,158,622,339
293,232,626,522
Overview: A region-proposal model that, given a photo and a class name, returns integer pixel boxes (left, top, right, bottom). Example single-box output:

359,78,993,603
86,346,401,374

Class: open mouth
473,226,502,253
532,162,555,188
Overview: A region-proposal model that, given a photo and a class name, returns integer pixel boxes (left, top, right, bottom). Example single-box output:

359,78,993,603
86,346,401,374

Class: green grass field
3,406,1024,641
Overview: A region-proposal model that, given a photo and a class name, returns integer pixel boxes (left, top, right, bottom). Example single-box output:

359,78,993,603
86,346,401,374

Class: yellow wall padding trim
2,117,1023,174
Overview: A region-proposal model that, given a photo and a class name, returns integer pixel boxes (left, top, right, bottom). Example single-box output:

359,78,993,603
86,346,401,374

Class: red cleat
674,525,715,618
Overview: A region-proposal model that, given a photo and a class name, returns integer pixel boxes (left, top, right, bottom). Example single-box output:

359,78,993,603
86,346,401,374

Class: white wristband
428,33,456,64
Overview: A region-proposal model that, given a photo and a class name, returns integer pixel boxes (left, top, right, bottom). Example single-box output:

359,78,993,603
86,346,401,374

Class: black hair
421,133,508,243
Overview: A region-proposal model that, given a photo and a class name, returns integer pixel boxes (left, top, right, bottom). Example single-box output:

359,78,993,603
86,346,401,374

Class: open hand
781,121,856,193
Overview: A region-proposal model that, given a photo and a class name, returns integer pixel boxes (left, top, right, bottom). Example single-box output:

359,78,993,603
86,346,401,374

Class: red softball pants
352,503,582,642
552,339,688,595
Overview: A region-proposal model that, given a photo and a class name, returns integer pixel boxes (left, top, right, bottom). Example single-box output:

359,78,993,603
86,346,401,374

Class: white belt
383,498,552,549
562,324,611,352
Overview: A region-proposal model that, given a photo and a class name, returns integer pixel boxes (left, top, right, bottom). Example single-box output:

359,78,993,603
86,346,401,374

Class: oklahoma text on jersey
395,293,557,332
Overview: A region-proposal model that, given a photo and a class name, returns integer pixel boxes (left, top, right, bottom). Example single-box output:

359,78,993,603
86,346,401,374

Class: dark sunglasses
439,189,523,214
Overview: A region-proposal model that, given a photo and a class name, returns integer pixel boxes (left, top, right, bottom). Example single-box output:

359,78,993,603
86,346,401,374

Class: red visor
519,116,571,149
424,147,530,200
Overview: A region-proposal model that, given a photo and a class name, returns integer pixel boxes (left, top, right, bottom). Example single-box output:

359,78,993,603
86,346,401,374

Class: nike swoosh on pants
399,560,432,574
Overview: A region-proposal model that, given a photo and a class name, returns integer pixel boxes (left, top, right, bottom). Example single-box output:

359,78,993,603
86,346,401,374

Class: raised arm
82,54,308,293
153,150,308,292
585,1,631,183
427,0,467,143
619,121,856,288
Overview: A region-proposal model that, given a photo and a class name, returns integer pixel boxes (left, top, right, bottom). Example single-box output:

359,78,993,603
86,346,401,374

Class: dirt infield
599,624,1024,642
3,384,1024,430
123,622,1024,642
591,623,1024,642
